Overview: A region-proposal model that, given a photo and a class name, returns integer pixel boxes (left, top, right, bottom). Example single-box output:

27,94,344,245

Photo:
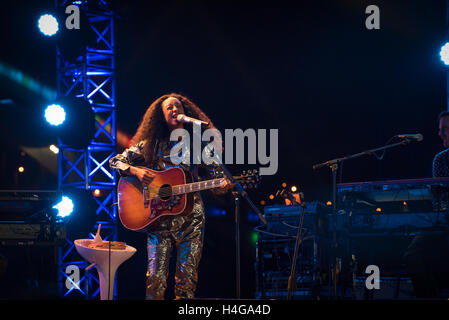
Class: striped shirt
433,148,449,177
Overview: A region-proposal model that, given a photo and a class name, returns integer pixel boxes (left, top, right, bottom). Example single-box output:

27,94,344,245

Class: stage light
44,104,66,126
250,231,258,246
49,144,59,154
260,200,266,206
291,186,297,192
0,61,56,100
326,201,332,206
93,189,101,197
41,97,95,148
53,196,74,218
0,99,13,105
38,14,59,36
269,194,274,200
18,166,24,173
205,207,226,217
440,43,449,65
376,207,382,213
281,182,287,188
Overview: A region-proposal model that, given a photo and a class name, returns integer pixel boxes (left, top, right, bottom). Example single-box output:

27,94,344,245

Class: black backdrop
0,0,448,299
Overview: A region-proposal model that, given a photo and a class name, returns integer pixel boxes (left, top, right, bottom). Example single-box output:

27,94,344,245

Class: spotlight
18,166,24,173
49,144,59,154
53,196,74,218
281,182,287,188
440,43,449,65
291,186,297,192
269,194,274,200
44,104,66,126
38,14,59,36
93,189,101,197
42,97,95,148
205,207,227,217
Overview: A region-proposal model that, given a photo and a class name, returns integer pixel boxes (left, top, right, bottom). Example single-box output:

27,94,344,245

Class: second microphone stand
198,138,267,299
220,164,266,299
286,192,306,300
312,137,417,299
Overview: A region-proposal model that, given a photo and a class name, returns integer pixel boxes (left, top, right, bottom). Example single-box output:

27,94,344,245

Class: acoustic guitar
117,166,259,232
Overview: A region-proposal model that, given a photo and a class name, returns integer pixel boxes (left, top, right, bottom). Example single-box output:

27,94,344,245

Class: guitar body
118,167,193,232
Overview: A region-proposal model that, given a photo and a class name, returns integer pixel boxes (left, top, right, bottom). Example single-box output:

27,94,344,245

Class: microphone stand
197,135,267,300
218,163,267,299
286,193,306,300
312,138,416,299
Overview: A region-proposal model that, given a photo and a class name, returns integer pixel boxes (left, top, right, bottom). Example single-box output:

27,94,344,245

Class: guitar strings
146,178,224,197
145,174,255,197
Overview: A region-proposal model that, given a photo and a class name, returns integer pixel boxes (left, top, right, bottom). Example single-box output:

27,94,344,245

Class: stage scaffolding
55,0,117,299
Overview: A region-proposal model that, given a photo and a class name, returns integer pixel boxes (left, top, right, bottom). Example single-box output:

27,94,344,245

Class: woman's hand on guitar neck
129,166,155,185
220,177,234,190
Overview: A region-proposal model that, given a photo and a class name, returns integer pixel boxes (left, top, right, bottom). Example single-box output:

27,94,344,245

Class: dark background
0,0,448,299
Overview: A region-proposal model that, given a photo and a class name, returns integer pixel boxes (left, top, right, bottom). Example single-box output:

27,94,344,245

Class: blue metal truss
56,0,117,299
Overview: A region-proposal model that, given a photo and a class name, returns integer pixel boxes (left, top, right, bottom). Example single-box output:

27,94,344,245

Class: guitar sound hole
158,184,172,200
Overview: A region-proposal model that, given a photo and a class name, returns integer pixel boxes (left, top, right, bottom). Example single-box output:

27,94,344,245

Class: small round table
75,239,136,300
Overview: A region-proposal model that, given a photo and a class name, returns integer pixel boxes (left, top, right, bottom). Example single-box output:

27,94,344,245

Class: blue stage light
44,104,66,126
53,196,74,218
206,207,227,217
440,43,449,65
38,14,59,36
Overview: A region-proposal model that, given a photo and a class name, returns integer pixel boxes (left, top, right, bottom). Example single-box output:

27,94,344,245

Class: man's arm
432,150,449,177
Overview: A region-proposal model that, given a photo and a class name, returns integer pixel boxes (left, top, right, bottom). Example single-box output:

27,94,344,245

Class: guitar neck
172,178,224,195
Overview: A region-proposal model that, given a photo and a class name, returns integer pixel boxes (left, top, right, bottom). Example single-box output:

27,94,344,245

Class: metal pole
234,192,241,299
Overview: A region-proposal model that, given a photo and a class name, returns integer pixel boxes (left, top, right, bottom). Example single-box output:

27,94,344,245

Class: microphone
395,133,423,142
176,114,209,126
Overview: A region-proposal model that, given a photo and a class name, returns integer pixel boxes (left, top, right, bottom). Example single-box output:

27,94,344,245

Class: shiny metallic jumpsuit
110,139,218,299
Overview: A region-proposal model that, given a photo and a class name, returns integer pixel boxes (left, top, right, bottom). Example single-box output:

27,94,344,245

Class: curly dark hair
131,93,216,164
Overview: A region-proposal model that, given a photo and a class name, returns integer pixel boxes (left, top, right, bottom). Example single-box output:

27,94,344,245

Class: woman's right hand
130,166,155,185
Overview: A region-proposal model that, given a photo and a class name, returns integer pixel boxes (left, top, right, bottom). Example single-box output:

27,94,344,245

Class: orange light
376,208,382,212
291,186,297,192
285,193,301,206
403,201,407,206
18,166,24,173
260,200,266,206
326,201,332,206
93,189,101,197
269,194,274,200
281,182,287,188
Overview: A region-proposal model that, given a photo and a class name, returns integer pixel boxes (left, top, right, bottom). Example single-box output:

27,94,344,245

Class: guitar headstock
236,169,261,189
212,167,261,189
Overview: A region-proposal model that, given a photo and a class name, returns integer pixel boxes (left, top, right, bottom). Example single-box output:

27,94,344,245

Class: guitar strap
156,157,169,170
154,138,198,180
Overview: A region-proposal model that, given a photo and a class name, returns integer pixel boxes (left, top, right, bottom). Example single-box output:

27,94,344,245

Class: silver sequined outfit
110,139,220,299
